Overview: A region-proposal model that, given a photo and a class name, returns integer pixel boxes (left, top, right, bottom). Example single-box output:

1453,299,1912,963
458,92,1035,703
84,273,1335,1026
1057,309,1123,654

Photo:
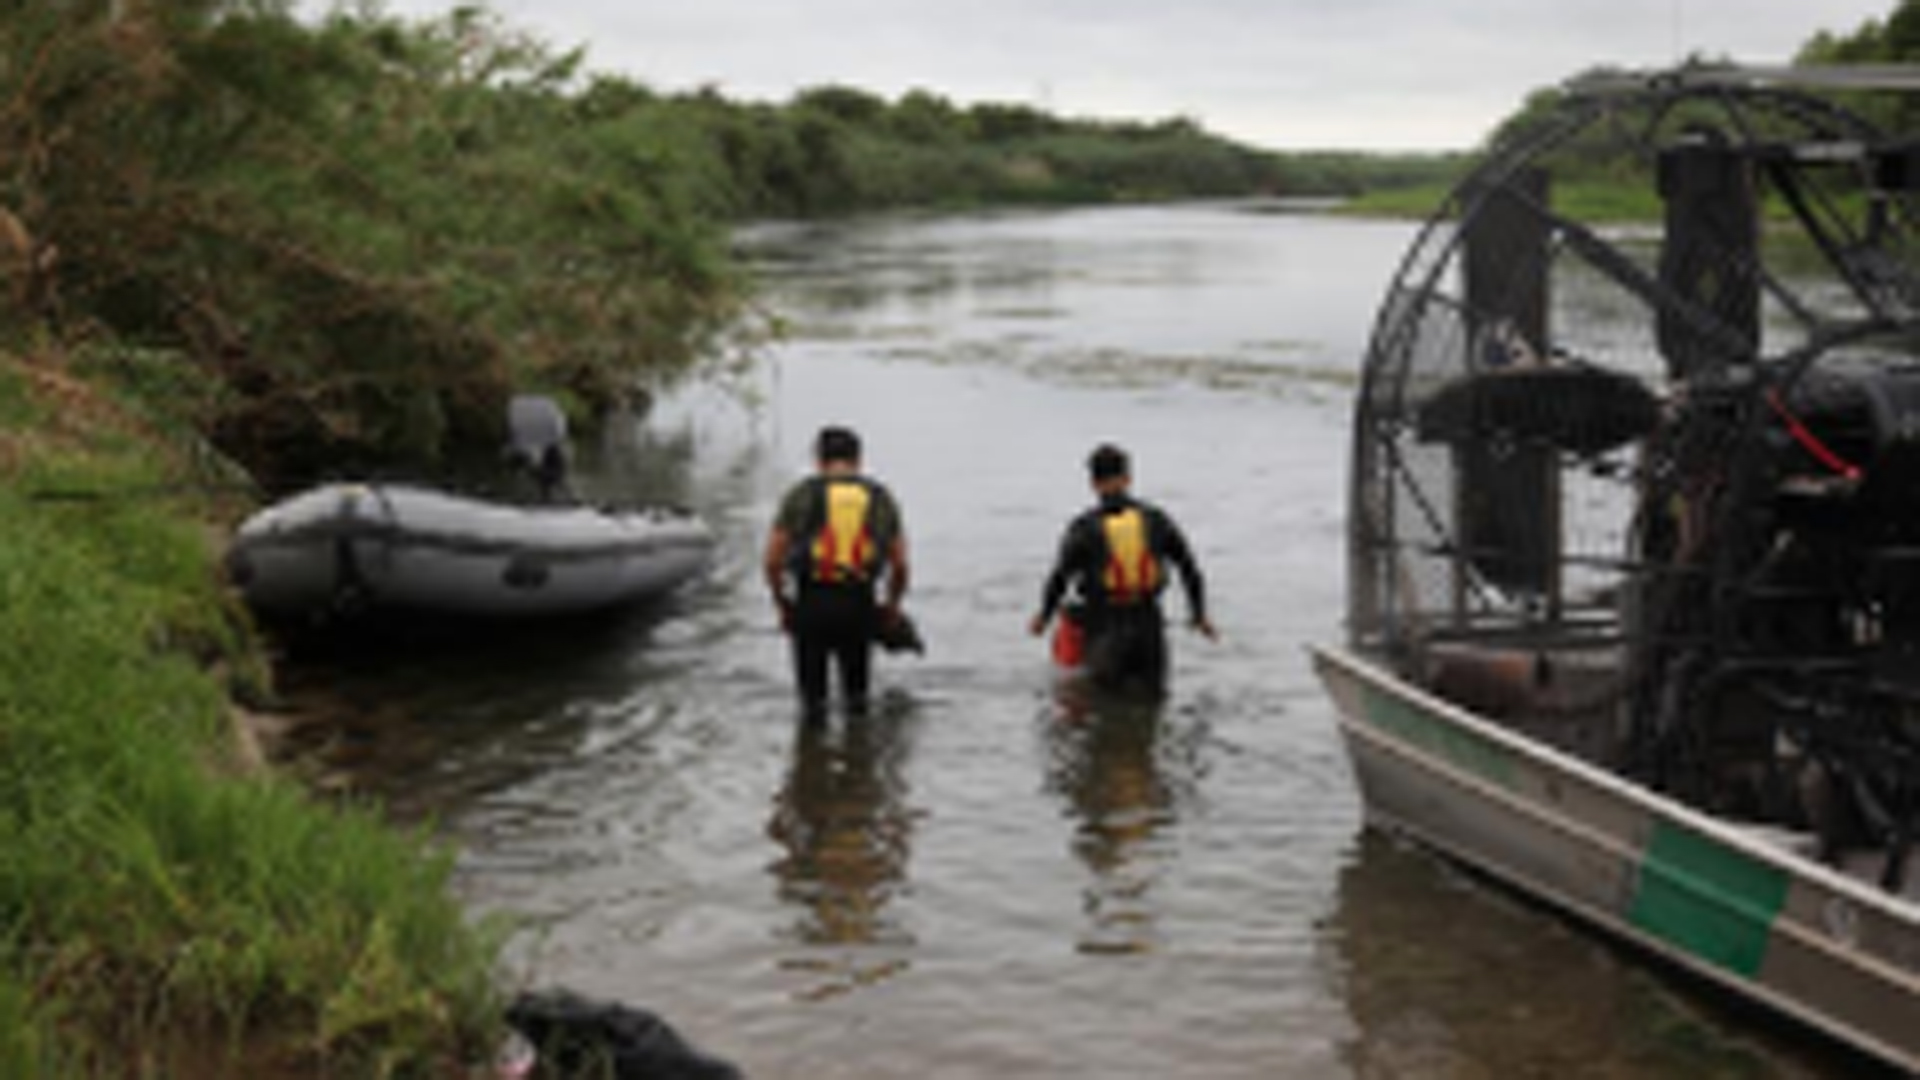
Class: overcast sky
332,0,1894,150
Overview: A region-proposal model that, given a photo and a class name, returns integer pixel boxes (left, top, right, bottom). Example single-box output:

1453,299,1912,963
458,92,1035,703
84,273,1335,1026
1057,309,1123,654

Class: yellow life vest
1100,507,1162,604
809,480,876,583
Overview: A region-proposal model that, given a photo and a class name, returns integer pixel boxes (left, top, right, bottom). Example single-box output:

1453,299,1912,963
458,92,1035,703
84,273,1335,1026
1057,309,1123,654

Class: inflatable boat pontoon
226,482,714,621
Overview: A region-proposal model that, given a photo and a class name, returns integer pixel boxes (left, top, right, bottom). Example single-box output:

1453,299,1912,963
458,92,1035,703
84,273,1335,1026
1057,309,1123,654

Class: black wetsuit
1037,492,1206,693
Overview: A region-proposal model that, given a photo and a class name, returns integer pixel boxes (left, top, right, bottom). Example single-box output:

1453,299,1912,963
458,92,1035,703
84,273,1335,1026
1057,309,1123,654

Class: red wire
1766,388,1862,481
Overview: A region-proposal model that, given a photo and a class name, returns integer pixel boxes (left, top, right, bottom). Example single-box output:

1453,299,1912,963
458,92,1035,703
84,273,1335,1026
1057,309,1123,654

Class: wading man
765,426,910,718
1028,443,1213,694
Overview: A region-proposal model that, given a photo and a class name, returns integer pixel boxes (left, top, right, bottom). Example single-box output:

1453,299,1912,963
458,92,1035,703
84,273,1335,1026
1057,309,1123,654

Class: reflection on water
768,700,922,953
1039,680,1197,957
1327,834,1872,1080
271,606,689,817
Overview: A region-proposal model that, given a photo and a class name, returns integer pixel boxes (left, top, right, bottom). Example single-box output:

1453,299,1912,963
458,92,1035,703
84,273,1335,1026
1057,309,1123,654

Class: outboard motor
506,394,573,503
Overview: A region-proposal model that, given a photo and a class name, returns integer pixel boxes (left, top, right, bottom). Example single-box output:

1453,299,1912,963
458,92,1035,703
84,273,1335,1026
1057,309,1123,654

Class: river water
296,203,1865,1078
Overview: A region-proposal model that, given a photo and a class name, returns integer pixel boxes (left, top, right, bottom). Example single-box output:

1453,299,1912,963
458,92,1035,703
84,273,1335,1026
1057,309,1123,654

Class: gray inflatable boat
226,482,715,620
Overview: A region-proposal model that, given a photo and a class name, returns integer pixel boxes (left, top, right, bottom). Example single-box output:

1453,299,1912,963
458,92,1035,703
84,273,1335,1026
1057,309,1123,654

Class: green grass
1337,182,1456,219
1336,170,1846,230
0,356,506,1075
1337,176,1668,223
1552,179,1665,224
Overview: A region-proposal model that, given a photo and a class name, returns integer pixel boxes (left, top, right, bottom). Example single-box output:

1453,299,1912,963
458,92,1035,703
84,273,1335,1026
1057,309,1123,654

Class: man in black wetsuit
764,426,910,718
1029,443,1214,694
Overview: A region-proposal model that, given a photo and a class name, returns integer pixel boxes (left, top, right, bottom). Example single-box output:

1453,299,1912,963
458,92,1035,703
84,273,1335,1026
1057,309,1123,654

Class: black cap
816,425,862,464
1088,443,1129,481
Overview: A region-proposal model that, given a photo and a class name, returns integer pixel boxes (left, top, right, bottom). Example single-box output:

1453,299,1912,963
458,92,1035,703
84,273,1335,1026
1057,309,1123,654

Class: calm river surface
299,203,1868,1078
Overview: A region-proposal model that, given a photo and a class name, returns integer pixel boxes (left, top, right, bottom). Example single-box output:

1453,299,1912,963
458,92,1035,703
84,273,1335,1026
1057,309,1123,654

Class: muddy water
298,204,1864,1078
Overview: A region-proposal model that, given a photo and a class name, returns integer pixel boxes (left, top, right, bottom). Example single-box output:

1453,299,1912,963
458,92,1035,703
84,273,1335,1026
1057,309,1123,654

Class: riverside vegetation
1345,2,1920,219
0,3,1444,1072
0,0,1901,1074
0,348,504,1073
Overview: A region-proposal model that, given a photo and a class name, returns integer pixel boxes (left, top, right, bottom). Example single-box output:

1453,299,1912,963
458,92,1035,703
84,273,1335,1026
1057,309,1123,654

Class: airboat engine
1638,137,1920,887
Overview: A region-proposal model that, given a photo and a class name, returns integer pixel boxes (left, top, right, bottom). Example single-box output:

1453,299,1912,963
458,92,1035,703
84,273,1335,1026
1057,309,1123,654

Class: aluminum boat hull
1313,645,1920,1073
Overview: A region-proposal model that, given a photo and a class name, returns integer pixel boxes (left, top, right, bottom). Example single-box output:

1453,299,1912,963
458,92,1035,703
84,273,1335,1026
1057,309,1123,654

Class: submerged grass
0,354,505,1075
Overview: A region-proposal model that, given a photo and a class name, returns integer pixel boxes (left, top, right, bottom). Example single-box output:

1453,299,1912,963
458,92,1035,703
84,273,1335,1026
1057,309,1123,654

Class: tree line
1371,0,1920,225
0,2,1459,488
1797,0,1920,129
4,1,1903,488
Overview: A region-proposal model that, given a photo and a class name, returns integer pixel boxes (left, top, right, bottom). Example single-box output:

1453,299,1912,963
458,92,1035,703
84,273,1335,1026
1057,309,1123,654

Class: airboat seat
1416,363,1662,457
1423,642,1545,719
1421,640,1626,763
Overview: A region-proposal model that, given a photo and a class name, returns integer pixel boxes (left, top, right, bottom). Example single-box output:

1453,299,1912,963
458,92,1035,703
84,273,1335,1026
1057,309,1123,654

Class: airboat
1312,66,1920,1070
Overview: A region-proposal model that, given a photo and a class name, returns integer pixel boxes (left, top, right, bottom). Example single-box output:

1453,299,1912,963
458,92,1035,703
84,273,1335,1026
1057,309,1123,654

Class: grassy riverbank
1339,176,1666,221
0,350,503,1074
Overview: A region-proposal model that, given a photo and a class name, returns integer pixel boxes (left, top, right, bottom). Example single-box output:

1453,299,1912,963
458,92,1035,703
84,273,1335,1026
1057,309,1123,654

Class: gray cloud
332,0,1893,149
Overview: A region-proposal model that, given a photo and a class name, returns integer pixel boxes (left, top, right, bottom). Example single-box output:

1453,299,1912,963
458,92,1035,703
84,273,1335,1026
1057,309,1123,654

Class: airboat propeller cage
1656,137,1760,378
1347,65,1920,889
1454,166,1558,599
1350,64,1920,649
1444,134,1762,601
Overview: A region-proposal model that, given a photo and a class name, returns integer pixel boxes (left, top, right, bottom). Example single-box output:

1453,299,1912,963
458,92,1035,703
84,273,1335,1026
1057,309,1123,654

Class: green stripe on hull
1359,684,1515,788
1628,822,1789,978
